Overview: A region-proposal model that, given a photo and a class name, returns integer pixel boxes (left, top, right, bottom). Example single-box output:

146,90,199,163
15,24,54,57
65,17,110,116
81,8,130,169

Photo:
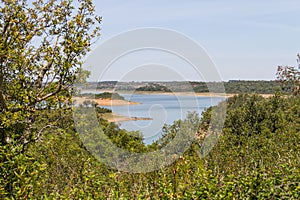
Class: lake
103,93,226,144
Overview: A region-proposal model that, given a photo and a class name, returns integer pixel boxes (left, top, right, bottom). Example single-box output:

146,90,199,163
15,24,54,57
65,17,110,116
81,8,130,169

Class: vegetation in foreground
1,93,299,199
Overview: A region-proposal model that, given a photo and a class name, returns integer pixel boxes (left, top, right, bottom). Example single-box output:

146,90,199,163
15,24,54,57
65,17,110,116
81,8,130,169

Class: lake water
103,94,225,144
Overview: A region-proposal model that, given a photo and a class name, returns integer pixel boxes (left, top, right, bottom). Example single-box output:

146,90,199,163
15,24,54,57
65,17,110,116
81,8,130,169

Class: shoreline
80,90,274,98
133,91,234,97
100,113,152,123
73,97,140,106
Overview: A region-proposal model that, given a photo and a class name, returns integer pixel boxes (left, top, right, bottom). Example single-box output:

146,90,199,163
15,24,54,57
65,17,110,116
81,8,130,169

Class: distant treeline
82,80,282,94
192,80,281,94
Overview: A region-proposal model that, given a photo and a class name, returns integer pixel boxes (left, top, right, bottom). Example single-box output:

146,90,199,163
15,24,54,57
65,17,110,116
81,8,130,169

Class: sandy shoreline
140,92,273,98
73,97,140,106
73,97,145,122
100,113,152,123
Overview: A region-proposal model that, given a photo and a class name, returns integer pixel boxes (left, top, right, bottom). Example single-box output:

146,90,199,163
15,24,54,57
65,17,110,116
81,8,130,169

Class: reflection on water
103,94,225,144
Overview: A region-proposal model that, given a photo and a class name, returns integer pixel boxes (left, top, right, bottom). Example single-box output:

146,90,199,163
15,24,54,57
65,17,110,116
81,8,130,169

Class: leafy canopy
0,0,101,146
276,54,300,95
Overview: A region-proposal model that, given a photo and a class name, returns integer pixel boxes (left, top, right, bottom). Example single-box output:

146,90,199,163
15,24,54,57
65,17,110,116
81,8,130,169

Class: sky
85,0,300,81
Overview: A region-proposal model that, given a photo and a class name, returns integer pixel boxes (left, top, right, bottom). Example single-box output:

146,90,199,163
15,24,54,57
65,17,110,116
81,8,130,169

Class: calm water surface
104,94,225,144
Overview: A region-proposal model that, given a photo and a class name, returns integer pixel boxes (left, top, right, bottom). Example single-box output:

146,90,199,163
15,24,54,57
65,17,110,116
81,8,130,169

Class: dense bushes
202,94,300,199
1,94,299,199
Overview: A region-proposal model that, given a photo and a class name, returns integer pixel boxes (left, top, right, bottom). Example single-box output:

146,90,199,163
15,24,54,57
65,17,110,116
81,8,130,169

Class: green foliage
0,144,43,199
1,93,299,198
0,0,101,145
99,117,146,153
202,94,300,199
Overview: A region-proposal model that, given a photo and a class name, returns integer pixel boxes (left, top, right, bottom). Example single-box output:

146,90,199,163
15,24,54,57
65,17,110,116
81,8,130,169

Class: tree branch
0,72,7,111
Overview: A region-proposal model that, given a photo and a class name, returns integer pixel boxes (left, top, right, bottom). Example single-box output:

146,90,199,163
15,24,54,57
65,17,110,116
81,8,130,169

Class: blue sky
87,0,300,81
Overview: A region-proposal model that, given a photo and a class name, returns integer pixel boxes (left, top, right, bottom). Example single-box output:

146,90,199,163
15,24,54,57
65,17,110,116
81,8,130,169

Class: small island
73,92,140,106
74,92,151,122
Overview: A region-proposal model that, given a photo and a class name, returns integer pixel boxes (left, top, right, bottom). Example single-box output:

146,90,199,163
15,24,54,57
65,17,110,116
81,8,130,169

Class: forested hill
87,80,280,94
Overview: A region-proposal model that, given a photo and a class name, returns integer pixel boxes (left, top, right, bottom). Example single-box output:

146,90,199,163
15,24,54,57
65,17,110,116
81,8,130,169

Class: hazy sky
85,0,300,81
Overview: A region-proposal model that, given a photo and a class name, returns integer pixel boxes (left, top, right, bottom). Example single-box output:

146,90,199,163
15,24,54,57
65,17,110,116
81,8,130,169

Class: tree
0,0,101,148
276,54,300,95
0,0,101,197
